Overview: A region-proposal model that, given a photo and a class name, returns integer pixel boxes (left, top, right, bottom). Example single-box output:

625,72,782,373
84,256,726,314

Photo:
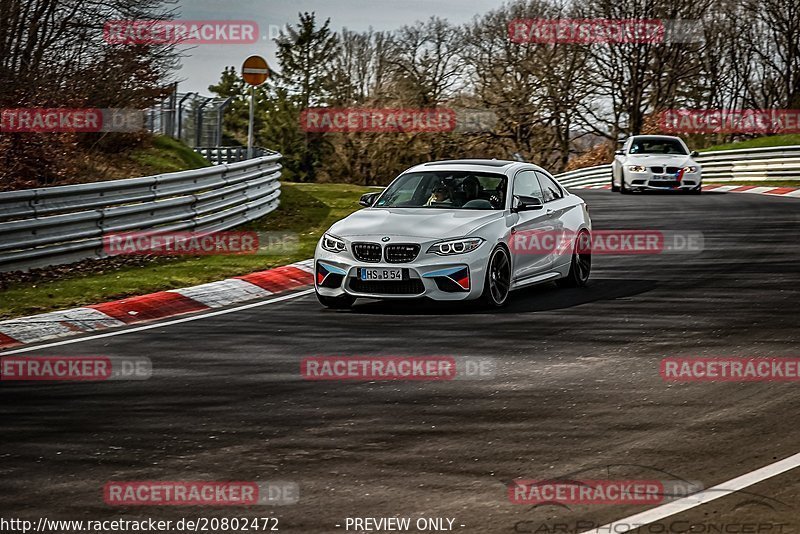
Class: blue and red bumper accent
422,266,470,292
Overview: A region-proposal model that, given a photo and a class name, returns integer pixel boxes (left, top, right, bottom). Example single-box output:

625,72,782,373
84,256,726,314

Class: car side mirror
614,150,624,156
359,192,380,207
512,195,543,213
690,150,699,157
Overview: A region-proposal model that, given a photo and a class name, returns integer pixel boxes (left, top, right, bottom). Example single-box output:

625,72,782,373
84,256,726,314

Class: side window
512,170,544,203
535,171,564,202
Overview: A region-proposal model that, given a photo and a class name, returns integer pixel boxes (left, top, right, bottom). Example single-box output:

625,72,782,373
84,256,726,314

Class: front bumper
314,246,489,301
626,171,702,191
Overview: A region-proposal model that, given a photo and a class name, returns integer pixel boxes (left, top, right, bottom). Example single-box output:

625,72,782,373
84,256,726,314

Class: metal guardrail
555,145,800,187
554,164,612,187
195,146,271,165
0,154,283,272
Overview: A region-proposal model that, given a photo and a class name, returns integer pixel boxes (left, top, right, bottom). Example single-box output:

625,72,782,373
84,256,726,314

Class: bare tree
0,0,178,187
387,17,466,106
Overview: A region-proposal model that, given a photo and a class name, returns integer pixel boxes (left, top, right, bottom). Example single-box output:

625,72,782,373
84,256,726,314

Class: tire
557,231,591,288
481,246,512,308
611,172,620,192
316,291,355,309
620,174,630,194
689,186,702,195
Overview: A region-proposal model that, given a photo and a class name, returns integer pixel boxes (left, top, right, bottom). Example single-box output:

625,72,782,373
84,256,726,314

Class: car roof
628,135,685,142
405,159,545,175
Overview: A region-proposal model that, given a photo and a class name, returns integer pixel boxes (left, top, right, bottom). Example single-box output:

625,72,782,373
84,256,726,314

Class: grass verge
0,183,368,319
701,134,800,152
71,135,211,185
129,136,211,173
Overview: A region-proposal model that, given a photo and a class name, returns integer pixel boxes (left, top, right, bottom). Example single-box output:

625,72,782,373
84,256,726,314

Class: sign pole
241,55,270,161
247,85,255,159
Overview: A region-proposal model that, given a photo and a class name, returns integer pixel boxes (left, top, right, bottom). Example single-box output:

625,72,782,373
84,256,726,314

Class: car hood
328,208,504,240
626,154,695,167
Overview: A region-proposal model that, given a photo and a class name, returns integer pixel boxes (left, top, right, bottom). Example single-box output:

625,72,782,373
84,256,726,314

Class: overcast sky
174,0,503,93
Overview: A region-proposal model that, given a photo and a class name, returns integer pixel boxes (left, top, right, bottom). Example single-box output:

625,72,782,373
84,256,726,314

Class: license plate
650,174,670,180
359,268,403,281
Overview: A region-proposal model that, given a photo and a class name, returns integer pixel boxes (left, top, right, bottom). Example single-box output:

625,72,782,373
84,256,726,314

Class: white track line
580,452,800,534
0,289,315,355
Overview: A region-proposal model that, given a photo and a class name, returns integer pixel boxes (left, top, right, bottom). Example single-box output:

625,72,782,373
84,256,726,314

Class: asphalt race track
1,190,799,533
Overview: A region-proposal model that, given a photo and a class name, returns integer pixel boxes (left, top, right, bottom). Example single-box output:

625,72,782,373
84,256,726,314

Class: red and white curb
569,183,800,197
702,184,800,197
0,260,314,350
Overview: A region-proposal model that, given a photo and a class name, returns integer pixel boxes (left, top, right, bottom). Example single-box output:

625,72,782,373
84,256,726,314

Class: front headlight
321,233,346,253
628,165,647,173
683,166,698,173
427,237,484,256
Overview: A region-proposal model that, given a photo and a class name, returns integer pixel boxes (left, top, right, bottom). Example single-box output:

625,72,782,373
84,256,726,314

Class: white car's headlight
427,237,484,256
683,166,698,173
628,165,647,173
321,233,346,253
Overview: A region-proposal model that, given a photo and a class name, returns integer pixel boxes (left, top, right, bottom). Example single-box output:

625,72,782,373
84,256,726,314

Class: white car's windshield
629,138,688,155
375,171,507,210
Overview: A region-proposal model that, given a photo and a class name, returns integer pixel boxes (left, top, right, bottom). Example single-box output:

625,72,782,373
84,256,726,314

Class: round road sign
242,55,269,86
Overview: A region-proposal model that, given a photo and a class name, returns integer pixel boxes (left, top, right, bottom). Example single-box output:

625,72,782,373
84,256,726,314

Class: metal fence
555,145,800,187
146,90,234,148
194,147,272,165
0,153,282,273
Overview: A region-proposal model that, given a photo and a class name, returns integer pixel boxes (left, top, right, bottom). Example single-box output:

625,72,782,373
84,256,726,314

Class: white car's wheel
620,173,631,194
481,246,511,308
557,230,591,288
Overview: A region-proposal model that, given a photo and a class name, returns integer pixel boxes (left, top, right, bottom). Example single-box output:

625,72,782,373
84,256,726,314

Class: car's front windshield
375,171,507,210
629,138,688,155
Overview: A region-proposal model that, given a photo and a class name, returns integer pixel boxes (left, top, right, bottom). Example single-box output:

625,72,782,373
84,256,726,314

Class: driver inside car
426,184,452,206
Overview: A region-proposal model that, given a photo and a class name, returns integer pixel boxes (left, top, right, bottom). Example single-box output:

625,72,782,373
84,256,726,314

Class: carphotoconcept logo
104,20,258,45
0,356,151,381
513,486,791,533
301,356,495,381
660,109,800,134
103,231,298,257
103,481,298,506
661,357,800,382
508,230,703,256
0,109,144,133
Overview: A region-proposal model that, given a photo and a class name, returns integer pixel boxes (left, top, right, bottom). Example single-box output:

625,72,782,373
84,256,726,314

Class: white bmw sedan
314,160,592,309
611,135,702,194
